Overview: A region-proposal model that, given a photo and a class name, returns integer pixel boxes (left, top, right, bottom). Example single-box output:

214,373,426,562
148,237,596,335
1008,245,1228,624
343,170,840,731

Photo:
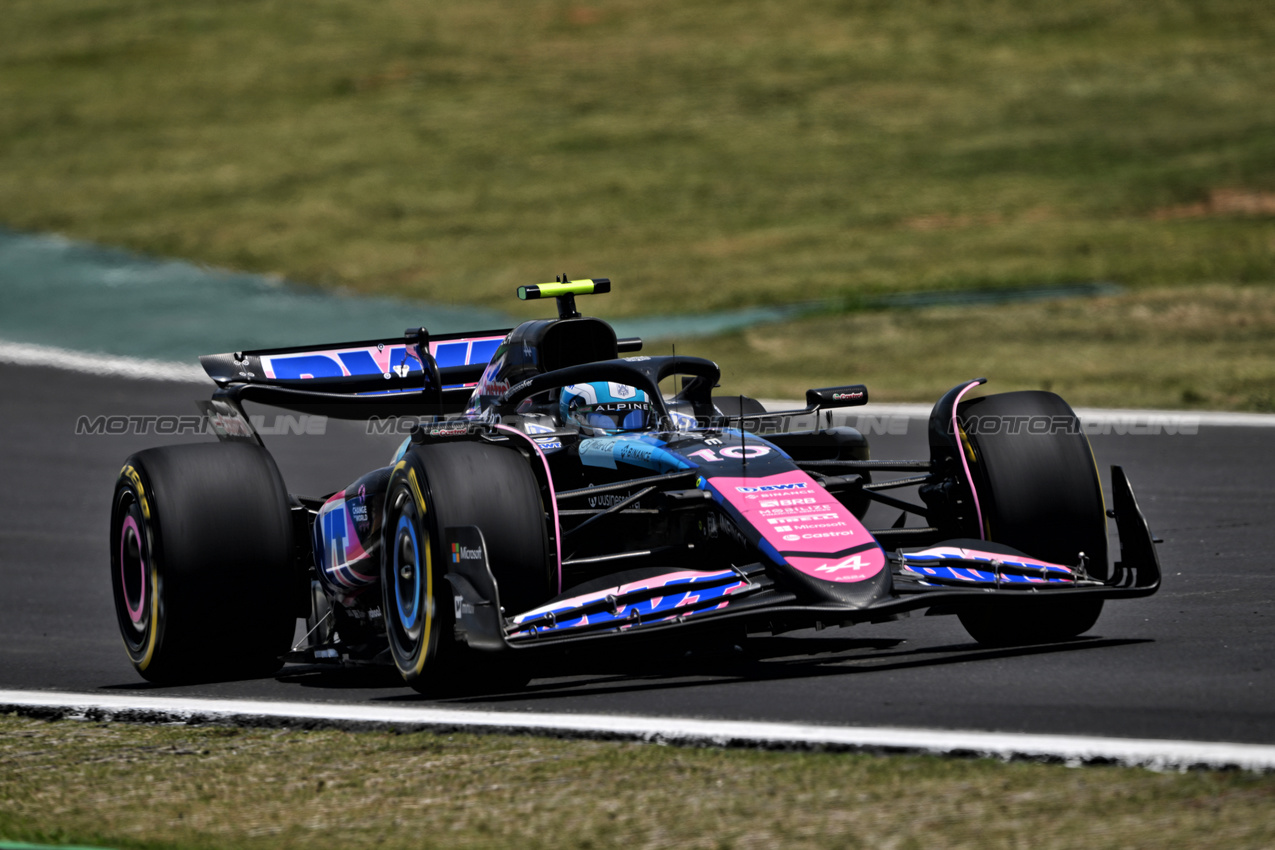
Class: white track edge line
2,690,1272,773
0,340,208,383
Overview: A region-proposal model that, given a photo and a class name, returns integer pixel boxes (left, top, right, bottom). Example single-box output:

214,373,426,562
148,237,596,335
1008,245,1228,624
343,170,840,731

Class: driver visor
581,402,651,432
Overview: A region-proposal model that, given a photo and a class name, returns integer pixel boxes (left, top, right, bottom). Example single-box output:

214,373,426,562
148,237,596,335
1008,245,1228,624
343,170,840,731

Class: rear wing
201,326,508,392
199,326,643,419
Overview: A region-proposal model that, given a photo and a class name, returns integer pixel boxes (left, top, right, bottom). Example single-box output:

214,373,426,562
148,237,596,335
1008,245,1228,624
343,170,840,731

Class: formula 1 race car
110,279,1161,689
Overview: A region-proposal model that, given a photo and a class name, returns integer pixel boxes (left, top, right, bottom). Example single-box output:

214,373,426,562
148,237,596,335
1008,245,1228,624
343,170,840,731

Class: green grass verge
2,715,1274,849
1,0,1273,322
698,284,1275,411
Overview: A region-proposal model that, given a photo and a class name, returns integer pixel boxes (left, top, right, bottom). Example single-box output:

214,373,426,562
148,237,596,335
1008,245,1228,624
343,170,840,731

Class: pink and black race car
110,279,1161,690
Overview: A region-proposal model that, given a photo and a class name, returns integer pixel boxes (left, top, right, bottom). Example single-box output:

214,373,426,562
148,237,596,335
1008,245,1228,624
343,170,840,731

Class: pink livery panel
706,470,886,583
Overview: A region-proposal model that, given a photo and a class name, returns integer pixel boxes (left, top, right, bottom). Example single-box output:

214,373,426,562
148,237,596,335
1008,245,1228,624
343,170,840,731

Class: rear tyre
110,442,297,683
954,391,1107,646
382,442,551,693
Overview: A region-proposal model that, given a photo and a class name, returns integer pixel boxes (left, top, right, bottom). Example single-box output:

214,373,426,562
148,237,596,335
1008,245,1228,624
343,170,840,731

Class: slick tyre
954,391,1108,646
110,442,298,683
382,442,551,693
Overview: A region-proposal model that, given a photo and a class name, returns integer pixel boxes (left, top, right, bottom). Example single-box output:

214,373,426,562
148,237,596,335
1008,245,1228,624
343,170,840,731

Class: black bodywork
185,284,1160,678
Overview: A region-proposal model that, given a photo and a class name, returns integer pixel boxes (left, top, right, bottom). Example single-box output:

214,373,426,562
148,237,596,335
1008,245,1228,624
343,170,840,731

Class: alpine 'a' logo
815,555,867,574
735,482,810,493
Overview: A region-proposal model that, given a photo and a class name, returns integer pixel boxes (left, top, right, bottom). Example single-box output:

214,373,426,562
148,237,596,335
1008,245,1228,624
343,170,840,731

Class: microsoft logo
452,542,482,562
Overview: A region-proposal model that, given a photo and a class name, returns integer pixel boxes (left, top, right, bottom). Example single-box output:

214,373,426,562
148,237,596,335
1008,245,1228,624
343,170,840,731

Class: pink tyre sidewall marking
952,380,986,539
119,514,147,624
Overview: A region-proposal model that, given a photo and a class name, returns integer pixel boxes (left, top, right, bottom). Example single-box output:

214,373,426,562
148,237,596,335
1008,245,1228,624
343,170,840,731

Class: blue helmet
560,382,653,434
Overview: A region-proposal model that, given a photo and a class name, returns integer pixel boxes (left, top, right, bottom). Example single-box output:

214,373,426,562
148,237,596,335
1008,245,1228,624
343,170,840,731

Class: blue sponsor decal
470,338,502,365
271,354,345,380
510,570,746,636
264,336,501,383
435,336,506,370
735,482,810,493
578,436,696,473
578,437,618,469
433,342,471,369
264,345,422,381
337,350,386,377
320,504,347,572
903,553,1073,584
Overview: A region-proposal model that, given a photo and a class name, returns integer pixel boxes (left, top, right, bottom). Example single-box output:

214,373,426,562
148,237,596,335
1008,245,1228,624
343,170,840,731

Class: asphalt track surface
3,363,1273,745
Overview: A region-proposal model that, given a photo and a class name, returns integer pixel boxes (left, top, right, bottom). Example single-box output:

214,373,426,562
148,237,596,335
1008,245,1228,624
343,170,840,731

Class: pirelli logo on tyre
121,464,150,520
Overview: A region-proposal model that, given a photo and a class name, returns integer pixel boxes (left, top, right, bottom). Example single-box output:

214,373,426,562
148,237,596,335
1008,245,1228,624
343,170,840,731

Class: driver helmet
560,382,653,434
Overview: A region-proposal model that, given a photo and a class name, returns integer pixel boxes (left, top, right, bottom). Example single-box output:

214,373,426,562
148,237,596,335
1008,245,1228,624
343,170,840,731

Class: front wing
443,466,1161,651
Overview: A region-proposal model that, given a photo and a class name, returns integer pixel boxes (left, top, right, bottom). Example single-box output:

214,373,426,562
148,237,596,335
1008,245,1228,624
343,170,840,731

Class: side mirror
805,384,869,409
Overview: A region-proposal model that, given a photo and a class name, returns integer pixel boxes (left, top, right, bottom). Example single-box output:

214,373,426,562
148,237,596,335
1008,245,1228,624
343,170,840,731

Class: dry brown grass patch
1151,189,1275,221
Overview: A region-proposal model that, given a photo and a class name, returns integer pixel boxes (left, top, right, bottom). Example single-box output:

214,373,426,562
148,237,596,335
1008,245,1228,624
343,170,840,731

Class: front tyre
381,442,552,693
954,391,1108,646
110,443,298,683
382,467,444,685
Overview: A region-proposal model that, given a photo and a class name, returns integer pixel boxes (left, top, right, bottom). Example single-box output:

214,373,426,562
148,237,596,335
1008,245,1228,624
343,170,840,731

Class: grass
0,1,1272,407
1,0,1273,323
698,283,1275,411
2,714,1274,850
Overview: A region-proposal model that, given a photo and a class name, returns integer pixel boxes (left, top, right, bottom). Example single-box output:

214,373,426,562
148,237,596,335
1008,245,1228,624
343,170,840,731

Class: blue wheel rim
393,514,422,631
